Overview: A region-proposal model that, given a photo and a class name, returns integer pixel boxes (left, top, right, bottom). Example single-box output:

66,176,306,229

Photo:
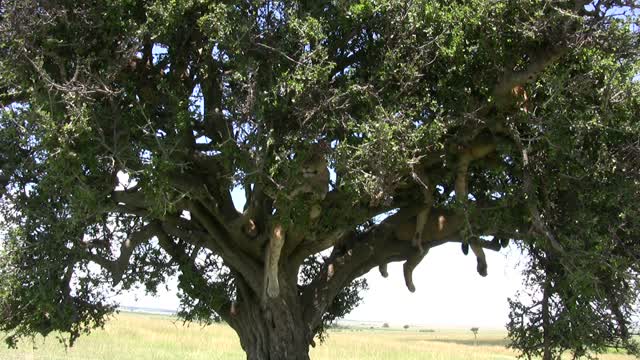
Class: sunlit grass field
0,312,636,360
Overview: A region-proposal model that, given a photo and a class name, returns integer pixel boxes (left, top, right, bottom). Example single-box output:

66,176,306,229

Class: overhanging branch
301,204,522,329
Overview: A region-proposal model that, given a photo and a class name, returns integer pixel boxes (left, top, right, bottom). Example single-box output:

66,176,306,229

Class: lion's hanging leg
455,155,471,256
378,262,389,278
264,224,285,298
454,137,499,257
461,242,470,255
413,208,428,254
327,263,335,280
412,170,432,254
403,250,428,292
469,239,487,277
230,301,238,316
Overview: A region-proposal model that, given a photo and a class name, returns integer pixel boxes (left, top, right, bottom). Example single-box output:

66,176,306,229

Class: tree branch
188,201,263,294
84,223,156,284
490,2,594,111
493,44,568,108
189,152,238,220
301,203,521,329
300,208,449,327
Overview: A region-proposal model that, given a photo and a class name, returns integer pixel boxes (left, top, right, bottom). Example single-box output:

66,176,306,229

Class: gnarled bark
228,284,313,360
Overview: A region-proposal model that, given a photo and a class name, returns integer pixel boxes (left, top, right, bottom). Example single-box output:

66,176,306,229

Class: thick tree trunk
228,288,313,360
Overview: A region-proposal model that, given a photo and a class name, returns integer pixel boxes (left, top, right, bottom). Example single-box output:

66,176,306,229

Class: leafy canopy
0,1,639,358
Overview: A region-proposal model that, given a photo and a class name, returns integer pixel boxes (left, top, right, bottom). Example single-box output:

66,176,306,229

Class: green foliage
504,30,640,358
0,0,639,358
0,211,114,348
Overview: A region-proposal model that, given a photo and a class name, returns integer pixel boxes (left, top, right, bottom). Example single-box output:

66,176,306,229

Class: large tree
1,1,639,359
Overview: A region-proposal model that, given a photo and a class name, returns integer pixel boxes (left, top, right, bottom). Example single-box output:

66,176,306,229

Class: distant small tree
382,323,389,329
471,327,480,346
403,325,410,330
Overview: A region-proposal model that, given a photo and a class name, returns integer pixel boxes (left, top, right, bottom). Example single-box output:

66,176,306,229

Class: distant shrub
403,325,410,330
382,323,389,328
419,329,435,333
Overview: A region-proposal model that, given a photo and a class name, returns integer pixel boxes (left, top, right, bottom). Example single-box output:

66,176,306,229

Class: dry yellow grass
311,328,515,360
0,312,636,360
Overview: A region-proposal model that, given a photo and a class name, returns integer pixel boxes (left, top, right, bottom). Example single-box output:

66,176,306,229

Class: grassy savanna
0,312,636,360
